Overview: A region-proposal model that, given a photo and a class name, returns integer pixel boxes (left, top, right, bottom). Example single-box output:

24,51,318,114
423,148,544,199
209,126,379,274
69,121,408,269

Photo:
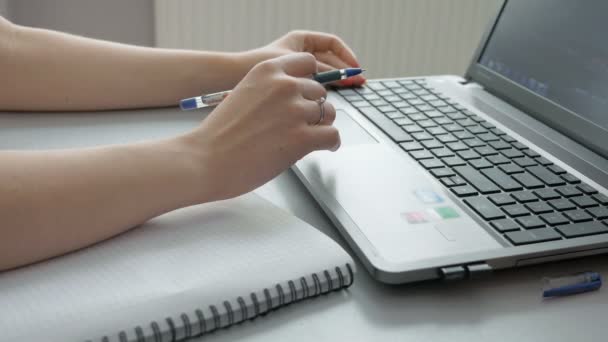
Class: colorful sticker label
414,189,444,204
402,206,459,224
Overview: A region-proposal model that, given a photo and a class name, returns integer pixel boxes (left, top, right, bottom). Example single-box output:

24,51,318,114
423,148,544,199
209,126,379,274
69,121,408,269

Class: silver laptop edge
293,1,608,283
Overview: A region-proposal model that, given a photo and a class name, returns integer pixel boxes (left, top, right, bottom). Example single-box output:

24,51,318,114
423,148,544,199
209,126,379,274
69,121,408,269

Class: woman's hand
239,30,366,87
182,53,339,202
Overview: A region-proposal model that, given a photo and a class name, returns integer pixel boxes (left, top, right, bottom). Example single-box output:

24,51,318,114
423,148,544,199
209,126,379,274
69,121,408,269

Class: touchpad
335,110,378,146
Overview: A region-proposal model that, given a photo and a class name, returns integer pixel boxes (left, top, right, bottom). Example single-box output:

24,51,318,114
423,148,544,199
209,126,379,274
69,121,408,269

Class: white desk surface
2,108,608,342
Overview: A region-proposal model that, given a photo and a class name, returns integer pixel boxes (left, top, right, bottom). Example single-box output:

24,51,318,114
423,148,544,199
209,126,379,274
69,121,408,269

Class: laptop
293,0,608,283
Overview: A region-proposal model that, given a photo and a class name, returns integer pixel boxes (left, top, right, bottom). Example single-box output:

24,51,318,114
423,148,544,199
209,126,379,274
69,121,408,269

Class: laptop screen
473,0,608,154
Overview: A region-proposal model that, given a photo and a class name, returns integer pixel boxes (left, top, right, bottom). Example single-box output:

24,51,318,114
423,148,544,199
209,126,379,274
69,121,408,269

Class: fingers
300,98,336,126
306,125,341,152
298,78,327,101
301,31,360,68
274,52,318,77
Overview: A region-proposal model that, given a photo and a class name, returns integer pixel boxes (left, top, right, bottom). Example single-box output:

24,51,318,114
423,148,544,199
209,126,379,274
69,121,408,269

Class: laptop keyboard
336,78,608,246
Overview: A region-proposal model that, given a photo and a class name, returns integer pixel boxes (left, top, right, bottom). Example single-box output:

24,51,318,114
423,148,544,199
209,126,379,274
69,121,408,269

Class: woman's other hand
240,30,366,87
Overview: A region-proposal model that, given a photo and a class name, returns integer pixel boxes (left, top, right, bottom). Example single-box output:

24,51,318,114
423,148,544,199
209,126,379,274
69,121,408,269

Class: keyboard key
454,166,501,194
431,148,454,158
420,159,444,169
459,119,478,127
363,93,381,101
400,107,419,115
577,183,598,195
491,218,520,233
412,132,433,141
588,207,608,219
451,185,478,197
400,142,423,151
384,95,402,103
540,212,569,226
555,186,582,198
418,119,437,128
527,166,566,186
548,164,567,174
511,142,527,150
535,156,553,166
464,197,506,220
422,140,443,149
370,99,389,107
430,168,455,178
350,101,371,108
491,128,506,136
386,111,405,119
344,94,364,102
442,156,467,167
534,188,561,200
457,150,481,160
450,176,466,186
403,125,424,134
446,142,469,151
476,146,499,156
510,191,537,203
501,148,525,158
454,131,475,140
410,150,434,160
464,138,486,148
570,196,598,208
560,174,580,184
487,154,510,165
516,216,546,229
525,201,553,214
505,228,561,245
427,127,448,135
512,172,544,189
489,141,511,150
478,133,500,142
489,193,516,206
444,124,464,132
437,106,457,114
393,101,411,108
593,193,608,205
382,81,401,88
513,157,538,167
549,199,576,211
502,204,530,217
563,210,593,223
394,117,414,126
499,163,524,174
523,149,541,158
556,221,608,238
437,134,458,143
468,125,488,134
367,82,386,91
440,177,455,187
482,168,523,191
501,135,517,143
447,112,467,120
434,117,452,125
359,107,412,142
337,89,358,96
470,158,494,169
424,110,444,118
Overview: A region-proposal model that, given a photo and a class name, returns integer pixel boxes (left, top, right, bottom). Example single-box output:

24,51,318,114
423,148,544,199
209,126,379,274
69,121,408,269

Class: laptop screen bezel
465,0,608,159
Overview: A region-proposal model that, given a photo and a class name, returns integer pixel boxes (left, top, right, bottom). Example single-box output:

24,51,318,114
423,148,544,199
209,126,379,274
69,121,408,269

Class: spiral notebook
0,192,355,342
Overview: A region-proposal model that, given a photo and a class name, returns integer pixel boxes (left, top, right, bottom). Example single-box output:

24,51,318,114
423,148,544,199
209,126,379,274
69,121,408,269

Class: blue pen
180,68,365,111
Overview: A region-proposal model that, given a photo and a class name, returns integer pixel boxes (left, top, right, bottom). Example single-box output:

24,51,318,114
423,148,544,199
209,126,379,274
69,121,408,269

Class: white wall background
155,0,502,78
1,0,154,46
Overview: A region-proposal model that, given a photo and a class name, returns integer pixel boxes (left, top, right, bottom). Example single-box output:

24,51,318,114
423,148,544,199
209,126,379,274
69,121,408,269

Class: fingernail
339,79,354,87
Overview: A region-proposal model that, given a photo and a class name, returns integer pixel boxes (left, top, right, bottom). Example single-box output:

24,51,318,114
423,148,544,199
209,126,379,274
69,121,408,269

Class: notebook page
0,192,354,341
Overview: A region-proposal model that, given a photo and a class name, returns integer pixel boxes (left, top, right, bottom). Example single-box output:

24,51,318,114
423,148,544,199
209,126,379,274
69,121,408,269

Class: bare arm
0,16,363,271
0,16,247,111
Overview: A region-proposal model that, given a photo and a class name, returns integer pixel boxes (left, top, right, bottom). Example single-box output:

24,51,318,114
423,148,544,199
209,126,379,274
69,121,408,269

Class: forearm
0,136,205,271
0,17,248,111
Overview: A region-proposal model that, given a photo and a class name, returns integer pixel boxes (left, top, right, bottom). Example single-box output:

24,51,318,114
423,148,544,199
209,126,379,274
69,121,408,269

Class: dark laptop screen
478,0,608,131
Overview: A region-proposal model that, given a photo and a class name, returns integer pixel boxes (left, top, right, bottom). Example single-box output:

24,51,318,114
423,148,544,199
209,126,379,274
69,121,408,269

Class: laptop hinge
440,263,493,281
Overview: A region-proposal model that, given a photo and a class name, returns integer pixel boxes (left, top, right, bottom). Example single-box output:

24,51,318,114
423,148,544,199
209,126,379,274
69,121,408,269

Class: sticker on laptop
402,206,459,224
414,189,444,204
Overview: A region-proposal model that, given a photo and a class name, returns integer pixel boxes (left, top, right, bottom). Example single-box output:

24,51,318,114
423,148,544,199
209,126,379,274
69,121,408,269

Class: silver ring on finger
315,97,326,125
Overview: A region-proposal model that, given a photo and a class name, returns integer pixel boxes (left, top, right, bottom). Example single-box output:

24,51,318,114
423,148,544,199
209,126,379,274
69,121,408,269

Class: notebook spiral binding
89,263,354,342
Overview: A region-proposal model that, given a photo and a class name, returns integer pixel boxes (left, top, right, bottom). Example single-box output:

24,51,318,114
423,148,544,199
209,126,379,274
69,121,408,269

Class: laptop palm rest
297,111,501,264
